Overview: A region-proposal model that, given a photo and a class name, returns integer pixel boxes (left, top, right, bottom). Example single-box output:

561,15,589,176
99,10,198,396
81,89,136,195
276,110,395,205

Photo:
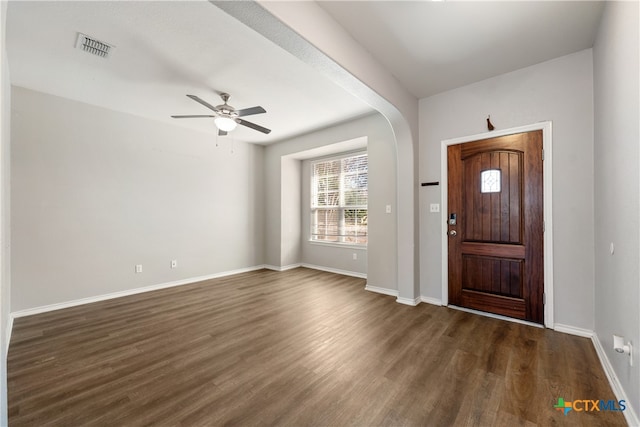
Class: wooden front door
447,130,544,323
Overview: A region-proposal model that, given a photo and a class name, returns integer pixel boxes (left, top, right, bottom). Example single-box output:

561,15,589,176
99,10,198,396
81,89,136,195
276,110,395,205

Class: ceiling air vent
75,33,113,58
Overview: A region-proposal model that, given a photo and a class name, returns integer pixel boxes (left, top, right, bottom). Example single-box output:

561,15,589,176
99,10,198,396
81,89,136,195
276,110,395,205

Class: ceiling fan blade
218,129,227,136
186,95,219,112
237,119,271,134
236,106,266,117
171,115,216,119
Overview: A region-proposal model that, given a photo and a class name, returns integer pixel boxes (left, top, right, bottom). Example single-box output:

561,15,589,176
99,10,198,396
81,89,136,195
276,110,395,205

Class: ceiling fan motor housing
216,105,238,118
171,92,271,134
216,93,238,118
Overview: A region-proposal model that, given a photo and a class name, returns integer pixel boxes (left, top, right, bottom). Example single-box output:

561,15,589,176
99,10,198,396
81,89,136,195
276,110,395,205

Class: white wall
11,87,265,312
593,0,640,418
419,49,595,330
0,1,10,423
281,156,301,268
218,1,419,300
265,113,397,288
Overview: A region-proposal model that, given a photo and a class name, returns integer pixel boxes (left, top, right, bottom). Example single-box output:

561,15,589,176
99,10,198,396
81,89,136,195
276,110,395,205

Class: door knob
449,230,457,237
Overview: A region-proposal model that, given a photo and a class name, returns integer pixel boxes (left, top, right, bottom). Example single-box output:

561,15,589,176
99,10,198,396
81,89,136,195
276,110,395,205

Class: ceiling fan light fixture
214,116,238,132
172,93,270,134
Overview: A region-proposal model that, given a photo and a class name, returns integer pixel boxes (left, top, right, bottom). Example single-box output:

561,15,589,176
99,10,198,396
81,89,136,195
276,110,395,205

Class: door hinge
543,221,546,232
542,149,545,161
543,293,546,305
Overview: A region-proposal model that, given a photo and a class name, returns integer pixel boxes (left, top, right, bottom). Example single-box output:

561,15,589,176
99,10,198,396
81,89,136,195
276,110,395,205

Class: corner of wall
0,0,11,423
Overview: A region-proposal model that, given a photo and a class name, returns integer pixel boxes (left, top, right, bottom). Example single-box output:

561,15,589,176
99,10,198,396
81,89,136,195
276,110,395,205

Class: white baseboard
263,263,302,272
5,314,13,358
364,284,398,297
553,324,639,425
300,263,367,279
396,296,421,306
553,323,594,338
10,265,267,319
591,332,640,426
10,263,367,319
420,296,443,306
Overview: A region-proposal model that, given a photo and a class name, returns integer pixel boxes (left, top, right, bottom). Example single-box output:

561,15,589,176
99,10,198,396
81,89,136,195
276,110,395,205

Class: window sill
308,241,367,250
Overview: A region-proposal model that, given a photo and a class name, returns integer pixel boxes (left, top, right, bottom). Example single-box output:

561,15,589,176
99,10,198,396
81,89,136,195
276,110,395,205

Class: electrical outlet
353,253,357,260
135,264,143,273
614,335,633,366
385,205,392,214
171,260,178,269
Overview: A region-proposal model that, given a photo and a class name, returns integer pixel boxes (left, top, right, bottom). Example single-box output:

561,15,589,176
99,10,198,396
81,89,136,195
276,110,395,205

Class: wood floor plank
8,268,627,426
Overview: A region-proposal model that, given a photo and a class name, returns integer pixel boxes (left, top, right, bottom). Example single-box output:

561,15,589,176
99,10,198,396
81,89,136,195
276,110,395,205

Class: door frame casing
440,122,554,328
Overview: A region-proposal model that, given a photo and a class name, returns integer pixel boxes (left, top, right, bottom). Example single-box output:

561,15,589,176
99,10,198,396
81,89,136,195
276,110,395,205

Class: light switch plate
430,203,440,213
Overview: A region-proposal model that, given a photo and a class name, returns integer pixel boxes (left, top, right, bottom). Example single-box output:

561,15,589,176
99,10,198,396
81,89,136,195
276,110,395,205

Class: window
480,169,501,193
311,153,367,245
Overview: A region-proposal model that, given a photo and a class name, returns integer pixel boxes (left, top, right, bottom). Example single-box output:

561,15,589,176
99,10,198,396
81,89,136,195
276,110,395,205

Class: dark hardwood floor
8,268,626,426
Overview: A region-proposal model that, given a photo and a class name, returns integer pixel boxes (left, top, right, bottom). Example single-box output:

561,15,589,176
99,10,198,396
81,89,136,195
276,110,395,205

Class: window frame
309,151,368,247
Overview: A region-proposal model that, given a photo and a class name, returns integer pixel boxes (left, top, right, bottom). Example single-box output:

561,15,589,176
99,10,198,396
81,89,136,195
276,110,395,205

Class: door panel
461,256,523,298
448,131,543,323
462,151,522,243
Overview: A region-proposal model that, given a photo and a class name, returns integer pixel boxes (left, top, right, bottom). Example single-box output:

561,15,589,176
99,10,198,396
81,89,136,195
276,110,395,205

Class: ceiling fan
171,93,271,135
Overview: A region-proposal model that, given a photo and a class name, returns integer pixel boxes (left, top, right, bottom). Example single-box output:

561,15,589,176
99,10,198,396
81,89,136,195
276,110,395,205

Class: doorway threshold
447,305,544,329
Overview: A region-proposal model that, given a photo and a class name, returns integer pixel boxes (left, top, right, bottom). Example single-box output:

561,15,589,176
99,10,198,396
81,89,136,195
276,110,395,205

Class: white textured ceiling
6,1,374,144
7,1,605,144
318,1,605,98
